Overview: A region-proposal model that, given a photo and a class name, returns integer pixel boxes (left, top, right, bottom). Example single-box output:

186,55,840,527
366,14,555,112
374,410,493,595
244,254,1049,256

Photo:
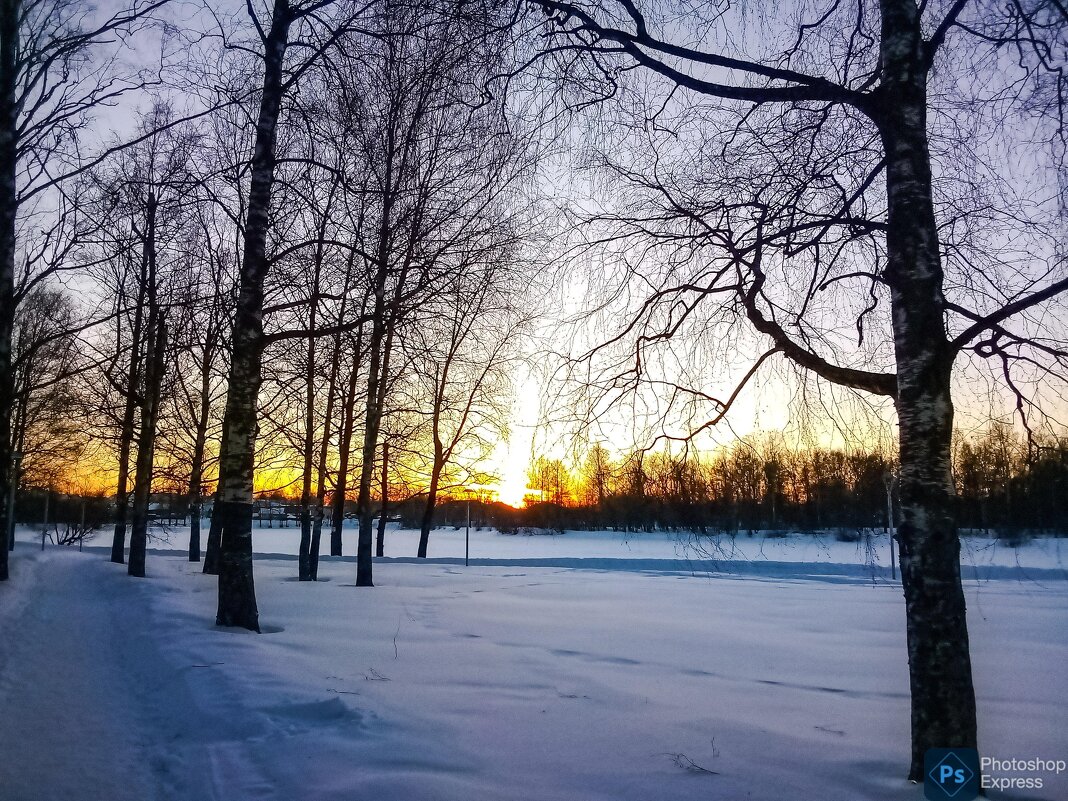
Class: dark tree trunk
215,0,293,631
128,319,166,578
416,469,441,559
877,0,976,778
298,498,312,578
187,432,206,563
330,353,360,556
297,312,317,580
6,415,19,551
352,109,406,588
187,340,214,563
203,507,223,574
111,391,136,563
309,508,324,577
9,385,27,551
310,326,343,579
187,456,204,563
355,251,406,587
214,498,258,628
298,211,330,580
128,190,160,576
0,0,17,580
375,438,388,557
188,495,202,562
110,260,148,564
355,310,389,587
417,364,443,559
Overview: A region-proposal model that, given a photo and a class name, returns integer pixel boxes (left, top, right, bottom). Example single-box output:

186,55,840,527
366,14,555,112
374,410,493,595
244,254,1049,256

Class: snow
0,526,1065,800
133,521,1068,577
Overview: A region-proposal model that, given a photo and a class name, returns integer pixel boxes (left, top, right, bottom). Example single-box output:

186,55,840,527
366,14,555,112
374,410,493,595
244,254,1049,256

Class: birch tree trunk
215,0,292,630
0,0,14,579
877,0,976,778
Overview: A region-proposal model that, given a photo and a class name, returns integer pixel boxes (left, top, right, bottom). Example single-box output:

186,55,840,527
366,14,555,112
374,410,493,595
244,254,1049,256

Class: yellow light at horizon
495,481,533,509
490,439,535,508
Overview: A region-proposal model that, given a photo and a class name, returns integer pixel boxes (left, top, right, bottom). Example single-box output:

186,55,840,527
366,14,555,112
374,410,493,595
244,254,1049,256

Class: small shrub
996,530,1032,547
835,529,862,543
51,522,99,546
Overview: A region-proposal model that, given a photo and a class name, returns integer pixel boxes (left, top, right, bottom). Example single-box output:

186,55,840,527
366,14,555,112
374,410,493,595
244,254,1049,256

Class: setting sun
487,439,534,508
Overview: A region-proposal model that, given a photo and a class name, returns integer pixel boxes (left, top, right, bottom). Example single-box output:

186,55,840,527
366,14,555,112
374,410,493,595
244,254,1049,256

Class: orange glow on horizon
493,483,533,509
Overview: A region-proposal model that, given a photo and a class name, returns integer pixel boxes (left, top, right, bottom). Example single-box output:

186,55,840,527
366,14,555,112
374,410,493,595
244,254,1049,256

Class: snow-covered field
130,521,1068,578
0,525,1065,800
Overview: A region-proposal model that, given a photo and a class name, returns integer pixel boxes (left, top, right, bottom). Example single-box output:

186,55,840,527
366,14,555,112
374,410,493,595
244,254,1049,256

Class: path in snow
0,550,285,801
0,551,164,800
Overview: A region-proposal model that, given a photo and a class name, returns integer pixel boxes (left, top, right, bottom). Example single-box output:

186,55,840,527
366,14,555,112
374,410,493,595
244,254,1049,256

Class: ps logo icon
924,748,979,800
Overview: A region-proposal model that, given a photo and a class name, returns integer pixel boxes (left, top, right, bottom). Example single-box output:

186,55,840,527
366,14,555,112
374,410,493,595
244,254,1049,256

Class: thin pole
41,488,50,551
465,499,470,568
885,471,896,581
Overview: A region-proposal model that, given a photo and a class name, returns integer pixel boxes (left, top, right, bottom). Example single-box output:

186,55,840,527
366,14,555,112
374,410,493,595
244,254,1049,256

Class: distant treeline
16,425,1067,538
445,426,1068,536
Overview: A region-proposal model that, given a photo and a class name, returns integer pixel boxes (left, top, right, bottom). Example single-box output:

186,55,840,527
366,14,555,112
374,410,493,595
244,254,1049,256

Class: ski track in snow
0,528,1065,801
0,551,163,801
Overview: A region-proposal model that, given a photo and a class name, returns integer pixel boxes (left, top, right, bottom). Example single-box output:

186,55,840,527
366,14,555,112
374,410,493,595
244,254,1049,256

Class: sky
18,0,1068,505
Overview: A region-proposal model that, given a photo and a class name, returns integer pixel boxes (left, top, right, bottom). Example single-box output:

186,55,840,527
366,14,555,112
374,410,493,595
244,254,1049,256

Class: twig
659,752,719,775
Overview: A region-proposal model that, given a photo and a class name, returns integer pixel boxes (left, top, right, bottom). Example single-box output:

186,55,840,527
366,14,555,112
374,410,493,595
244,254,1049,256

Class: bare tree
307,320,344,577
10,286,86,500
328,325,365,556
78,105,199,566
212,0,377,629
310,255,361,571
106,231,147,564
0,0,169,579
411,266,522,558
127,317,166,576
525,0,1067,776
210,0,298,629
296,171,341,578
317,1,533,584
170,226,231,564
